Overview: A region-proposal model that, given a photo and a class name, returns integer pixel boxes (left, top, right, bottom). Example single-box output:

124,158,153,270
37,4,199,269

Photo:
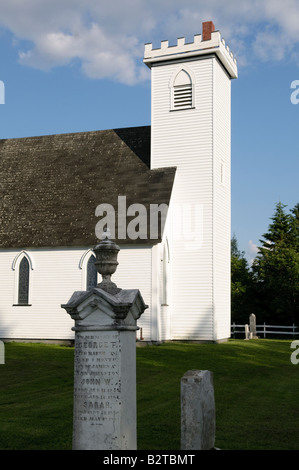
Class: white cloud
247,240,259,264
17,23,147,84
253,28,294,62
1,0,299,83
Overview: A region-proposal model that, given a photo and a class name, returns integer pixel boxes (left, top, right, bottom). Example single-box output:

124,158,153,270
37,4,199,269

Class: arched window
12,251,34,306
18,257,30,305
86,254,98,290
170,67,195,111
79,249,99,290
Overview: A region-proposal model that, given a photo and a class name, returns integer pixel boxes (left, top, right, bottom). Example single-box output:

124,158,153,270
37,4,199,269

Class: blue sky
0,0,298,263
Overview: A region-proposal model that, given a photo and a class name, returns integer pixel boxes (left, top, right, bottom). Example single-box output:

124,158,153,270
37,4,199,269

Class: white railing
231,322,299,338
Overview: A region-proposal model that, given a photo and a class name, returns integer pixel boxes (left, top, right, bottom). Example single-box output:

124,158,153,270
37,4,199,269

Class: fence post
263,322,266,339
0,340,4,364
245,324,249,340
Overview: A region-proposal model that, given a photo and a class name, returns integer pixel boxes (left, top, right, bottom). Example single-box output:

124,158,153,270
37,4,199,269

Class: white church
0,21,238,344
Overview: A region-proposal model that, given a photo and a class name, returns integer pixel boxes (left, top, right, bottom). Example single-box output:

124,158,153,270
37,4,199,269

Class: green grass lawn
0,339,298,450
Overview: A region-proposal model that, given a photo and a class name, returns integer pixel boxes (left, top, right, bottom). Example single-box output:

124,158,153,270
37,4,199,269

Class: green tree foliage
231,234,255,323
252,202,299,325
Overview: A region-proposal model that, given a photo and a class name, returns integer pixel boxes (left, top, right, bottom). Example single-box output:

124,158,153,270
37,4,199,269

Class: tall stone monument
249,313,258,339
62,231,148,450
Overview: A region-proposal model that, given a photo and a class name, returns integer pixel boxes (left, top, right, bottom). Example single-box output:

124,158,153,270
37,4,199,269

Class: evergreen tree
290,203,299,250
252,202,299,325
231,234,255,323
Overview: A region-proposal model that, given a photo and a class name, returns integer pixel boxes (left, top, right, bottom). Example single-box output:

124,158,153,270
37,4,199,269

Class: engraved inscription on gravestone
73,332,121,429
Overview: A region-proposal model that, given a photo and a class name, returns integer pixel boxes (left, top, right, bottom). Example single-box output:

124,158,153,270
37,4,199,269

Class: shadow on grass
0,340,297,450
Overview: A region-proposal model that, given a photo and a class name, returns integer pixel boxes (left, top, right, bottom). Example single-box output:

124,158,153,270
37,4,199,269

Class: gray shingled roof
0,126,176,248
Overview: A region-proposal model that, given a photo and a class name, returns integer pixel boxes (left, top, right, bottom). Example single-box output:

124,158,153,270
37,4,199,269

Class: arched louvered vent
172,69,193,110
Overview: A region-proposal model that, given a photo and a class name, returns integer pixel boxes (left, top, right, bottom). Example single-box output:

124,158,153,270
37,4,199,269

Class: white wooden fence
231,322,299,339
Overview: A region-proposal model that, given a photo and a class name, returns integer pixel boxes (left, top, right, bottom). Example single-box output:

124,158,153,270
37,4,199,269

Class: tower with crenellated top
144,21,238,342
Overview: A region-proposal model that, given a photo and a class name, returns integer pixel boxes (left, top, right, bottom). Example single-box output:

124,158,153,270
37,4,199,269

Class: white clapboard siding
0,246,152,341
212,59,232,340
151,57,214,340
110,245,152,341
0,248,81,340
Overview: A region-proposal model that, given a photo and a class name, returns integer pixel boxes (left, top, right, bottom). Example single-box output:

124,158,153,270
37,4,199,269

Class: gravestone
62,232,148,450
249,313,258,339
181,370,215,450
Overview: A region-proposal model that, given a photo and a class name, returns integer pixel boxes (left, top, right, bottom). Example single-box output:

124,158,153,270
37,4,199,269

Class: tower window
170,68,195,111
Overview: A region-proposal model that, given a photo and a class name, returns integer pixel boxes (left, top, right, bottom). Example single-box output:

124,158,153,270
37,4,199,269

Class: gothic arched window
18,257,30,305
12,251,33,306
86,254,98,290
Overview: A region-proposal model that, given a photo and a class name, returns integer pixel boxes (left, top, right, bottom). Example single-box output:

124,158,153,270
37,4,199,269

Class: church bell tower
144,21,238,342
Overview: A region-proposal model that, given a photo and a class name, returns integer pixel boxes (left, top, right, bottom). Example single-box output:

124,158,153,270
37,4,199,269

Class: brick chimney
202,21,215,41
